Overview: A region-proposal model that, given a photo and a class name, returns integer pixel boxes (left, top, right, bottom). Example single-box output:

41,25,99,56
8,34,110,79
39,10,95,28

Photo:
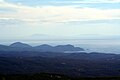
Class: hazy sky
0,0,120,39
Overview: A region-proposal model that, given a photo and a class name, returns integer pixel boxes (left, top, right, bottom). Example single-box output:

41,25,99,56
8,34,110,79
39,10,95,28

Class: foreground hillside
0,73,120,80
0,51,120,77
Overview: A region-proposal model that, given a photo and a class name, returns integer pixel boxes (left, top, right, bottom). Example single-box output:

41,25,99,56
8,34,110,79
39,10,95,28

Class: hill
0,42,84,52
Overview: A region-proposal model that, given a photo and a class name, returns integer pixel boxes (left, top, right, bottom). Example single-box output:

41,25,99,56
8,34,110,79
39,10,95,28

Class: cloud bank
0,0,120,24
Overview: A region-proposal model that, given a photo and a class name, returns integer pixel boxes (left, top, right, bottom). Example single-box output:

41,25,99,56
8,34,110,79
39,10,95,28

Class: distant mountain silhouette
0,42,84,52
0,44,9,49
0,44,11,51
9,42,32,48
54,44,84,52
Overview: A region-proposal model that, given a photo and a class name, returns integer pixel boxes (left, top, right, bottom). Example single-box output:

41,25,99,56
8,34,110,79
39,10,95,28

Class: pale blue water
1,39,120,54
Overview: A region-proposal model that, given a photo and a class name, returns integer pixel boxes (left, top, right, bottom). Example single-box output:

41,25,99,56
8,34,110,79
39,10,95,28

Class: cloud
56,0,120,3
0,18,25,25
0,0,4,2
0,7,16,13
0,0,120,24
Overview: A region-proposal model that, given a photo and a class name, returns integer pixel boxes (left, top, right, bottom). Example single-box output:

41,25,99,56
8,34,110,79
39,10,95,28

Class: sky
0,0,120,39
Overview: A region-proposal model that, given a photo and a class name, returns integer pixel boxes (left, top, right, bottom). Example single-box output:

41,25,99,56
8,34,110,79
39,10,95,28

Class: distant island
0,42,84,52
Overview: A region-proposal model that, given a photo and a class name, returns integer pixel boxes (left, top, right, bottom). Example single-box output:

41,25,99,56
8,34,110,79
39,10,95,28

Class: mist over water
1,39,120,54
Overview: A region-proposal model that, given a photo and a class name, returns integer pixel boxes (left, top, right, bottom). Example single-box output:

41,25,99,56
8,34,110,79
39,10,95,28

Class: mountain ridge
0,42,84,52
9,42,32,48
